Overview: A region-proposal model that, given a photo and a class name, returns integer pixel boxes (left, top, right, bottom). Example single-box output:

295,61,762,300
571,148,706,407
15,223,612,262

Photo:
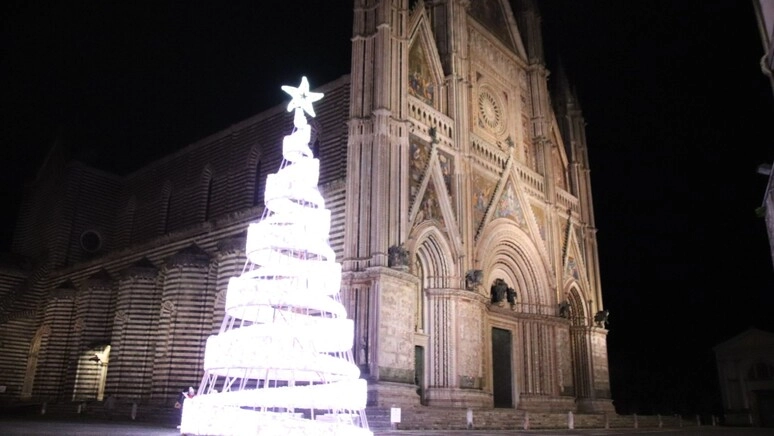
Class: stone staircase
364,407,393,431
1,401,697,432
391,406,694,431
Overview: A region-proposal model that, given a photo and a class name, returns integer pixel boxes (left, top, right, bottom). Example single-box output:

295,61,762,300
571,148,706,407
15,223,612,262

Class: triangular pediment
408,4,445,108
492,180,527,227
562,221,588,286
468,0,527,59
714,328,774,352
409,145,463,254
473,157,550,268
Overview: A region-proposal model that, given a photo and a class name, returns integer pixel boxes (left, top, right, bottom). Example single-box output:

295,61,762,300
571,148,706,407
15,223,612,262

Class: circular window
478,89,504,134
80,230,102,253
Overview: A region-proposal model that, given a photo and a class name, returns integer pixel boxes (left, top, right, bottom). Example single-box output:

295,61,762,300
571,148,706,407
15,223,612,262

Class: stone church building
0,0,613,414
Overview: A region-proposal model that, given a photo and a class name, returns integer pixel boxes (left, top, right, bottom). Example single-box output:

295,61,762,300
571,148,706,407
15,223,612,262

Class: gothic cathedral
342,0,611,413
0,0,612,415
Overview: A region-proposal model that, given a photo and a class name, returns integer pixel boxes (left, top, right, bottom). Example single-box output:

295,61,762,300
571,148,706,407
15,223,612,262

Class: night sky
2,0,773,416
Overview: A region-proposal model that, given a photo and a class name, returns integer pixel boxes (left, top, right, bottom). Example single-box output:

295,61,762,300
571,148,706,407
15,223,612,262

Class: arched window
205,177,214,221
253,159,264,207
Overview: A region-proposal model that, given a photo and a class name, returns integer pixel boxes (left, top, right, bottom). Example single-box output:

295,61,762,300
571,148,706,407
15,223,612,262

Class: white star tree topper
281,76,324,118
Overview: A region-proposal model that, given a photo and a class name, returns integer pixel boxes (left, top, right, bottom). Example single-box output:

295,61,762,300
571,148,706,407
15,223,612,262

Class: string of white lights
180,77,371,436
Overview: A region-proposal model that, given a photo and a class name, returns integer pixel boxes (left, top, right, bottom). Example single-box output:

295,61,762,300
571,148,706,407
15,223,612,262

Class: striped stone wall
71,270,116,400
0,76,354,404
211,237,246,336
105,260,160,400
33,283,77,399
151,245,214,401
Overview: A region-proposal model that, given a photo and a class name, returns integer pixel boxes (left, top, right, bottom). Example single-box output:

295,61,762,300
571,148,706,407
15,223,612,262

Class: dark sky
2,0,773,416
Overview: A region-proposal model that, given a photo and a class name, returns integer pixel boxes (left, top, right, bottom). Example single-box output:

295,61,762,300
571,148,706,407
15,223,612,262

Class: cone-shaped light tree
180,77,371,436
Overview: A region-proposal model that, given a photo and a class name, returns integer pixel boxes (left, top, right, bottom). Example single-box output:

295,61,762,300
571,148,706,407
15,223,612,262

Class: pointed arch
160,181,172,234
21,325,50,398
409,224,458,333
410,223,458,290
477,218,552,314
246,145,264,208
200,165,213,222
563,284,589,327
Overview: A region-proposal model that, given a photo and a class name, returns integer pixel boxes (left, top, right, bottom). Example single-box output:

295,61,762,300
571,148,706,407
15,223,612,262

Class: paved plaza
0,418,773,436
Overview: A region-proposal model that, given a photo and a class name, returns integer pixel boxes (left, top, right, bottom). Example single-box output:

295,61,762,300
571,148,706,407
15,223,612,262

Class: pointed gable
471,171,498,231
715,328,774,353
416,177,442,226
562,221,588,284
437,148,455,212
408,42,436,105
494,180,527,227
531,204,547,242
469,0,516,51
408,5,445,109
410,138,432,207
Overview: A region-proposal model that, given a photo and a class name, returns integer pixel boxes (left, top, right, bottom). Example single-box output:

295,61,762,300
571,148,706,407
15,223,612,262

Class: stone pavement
0,418,773,436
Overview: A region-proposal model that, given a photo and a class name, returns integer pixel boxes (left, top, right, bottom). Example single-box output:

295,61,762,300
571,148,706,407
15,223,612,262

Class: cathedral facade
0,0,613,414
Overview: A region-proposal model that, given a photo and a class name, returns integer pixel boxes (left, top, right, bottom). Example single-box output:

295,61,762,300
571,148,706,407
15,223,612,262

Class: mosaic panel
410,139,431,206
566,257,580,280
416,179,442,226
409,42,435,105
532,204,546,241
471,172,497,230
494,181,526,227
438,149,454,212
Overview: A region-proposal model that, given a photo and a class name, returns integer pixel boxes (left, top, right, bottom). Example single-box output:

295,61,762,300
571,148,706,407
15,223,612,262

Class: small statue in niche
465,269,483,291
558,300,571,318
490,278,508,304
388,244,409,270
594,309,610,328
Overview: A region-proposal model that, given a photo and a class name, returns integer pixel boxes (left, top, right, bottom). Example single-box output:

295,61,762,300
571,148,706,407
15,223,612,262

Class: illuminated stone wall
0,1,613,415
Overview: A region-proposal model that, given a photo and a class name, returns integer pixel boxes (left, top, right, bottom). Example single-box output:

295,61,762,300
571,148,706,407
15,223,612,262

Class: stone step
364,407,393,431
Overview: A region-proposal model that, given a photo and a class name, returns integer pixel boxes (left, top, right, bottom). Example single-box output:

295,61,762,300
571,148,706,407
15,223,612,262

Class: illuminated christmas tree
180,77,371,436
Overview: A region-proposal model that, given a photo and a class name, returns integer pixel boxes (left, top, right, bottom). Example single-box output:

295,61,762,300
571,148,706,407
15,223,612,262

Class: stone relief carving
594,309,610,328
161,300,177,315
465,269,483,291
490,278,516,309
469,30,518,80
388,244,410,270
558,300,571,318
